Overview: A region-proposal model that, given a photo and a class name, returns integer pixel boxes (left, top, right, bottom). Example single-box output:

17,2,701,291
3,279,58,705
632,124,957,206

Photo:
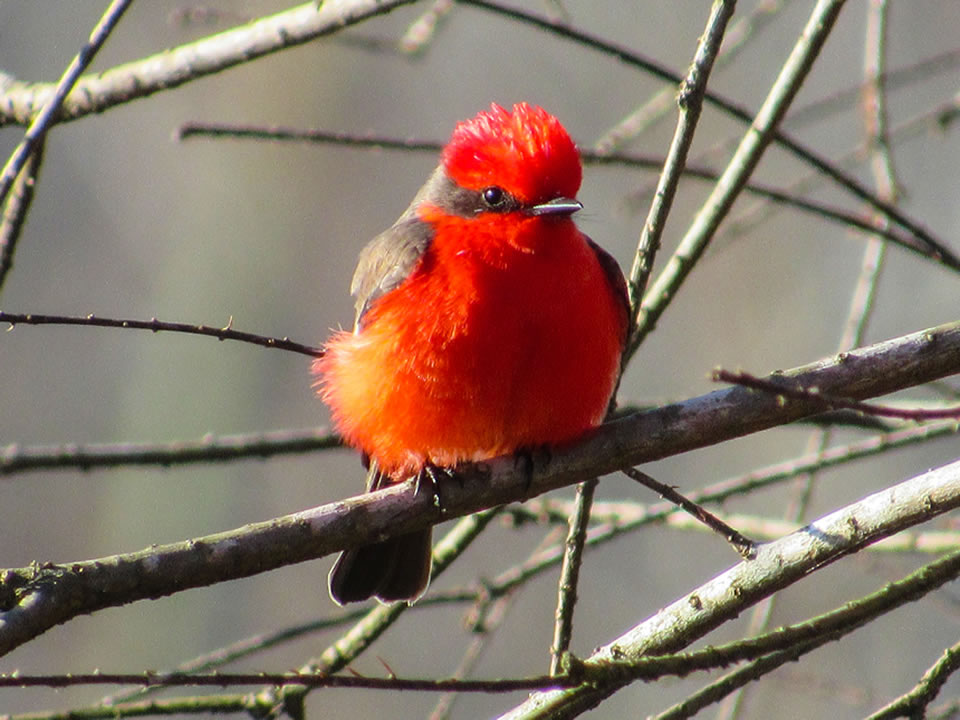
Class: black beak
528,197,582,217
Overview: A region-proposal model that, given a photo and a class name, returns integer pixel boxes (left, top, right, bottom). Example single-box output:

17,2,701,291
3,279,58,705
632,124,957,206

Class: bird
314,102,629,604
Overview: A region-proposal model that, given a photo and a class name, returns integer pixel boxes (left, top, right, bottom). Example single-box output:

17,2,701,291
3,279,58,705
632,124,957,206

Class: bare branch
501,458,960,718
0,0,133,206
595,1,787,152
622,467,754,556
0,1,417,127
631,0,847,355
626,0,736,321
549,476,597,674
714,369,960,420
0,140,43,293
0,670,572,693
0,427,340,477
1,320,957,659
0,312,322,357
178,122,951,270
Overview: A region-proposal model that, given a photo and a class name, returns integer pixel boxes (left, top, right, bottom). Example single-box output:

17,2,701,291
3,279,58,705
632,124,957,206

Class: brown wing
349,167,464,329
351,217,433,329
586,237,631,348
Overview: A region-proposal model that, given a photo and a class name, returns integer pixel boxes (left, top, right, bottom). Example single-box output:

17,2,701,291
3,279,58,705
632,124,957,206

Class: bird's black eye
482,186,506,208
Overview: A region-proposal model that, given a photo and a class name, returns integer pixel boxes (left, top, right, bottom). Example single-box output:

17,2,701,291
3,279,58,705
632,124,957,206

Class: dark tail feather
328,528,433,605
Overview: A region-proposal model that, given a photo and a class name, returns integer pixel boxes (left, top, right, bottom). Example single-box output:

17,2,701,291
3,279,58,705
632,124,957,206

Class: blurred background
1,1,958,717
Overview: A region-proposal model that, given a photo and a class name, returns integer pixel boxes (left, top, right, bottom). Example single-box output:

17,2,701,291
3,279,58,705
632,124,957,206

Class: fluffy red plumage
442,103,582,204
315,103,628,603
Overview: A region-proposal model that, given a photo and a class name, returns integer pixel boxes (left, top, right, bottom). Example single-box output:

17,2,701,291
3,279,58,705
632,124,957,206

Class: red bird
315,103,629,604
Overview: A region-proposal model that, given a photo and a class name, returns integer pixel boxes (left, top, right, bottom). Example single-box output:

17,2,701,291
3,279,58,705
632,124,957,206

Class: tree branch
0,427,340,476
631,0,848,354
626,0,736,322
500,457,960,718
0,311,322,357
0,0,133,206
0,320,957,658
0,1,417,128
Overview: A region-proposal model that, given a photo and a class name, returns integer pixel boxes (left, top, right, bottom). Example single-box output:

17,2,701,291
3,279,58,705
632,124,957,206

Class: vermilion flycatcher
315,103,628,604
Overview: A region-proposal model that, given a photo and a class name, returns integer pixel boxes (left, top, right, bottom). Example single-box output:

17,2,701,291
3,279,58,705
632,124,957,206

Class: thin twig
7,694,252,720
268,508,501,713
630,0,850,358
626,0,736,335
97,612,367,707
786,46,960,129
0,139,44,293
0,311,322,357
714,369,960,420
843,0,894,352
0,1,418,127
595,0,785,152
616,506,960,554
549,477,597,675
652,638,825,720
623,467,754,557
1,427,341,477
501,459,960,718
0,0,133,207
177,122,444,152
0,671,574,692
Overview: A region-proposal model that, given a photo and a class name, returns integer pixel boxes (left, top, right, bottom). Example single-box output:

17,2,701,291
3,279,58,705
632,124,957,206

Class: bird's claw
415,462,458,512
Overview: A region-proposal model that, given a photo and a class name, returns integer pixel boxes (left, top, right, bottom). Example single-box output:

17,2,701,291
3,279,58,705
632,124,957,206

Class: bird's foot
415,462,458,512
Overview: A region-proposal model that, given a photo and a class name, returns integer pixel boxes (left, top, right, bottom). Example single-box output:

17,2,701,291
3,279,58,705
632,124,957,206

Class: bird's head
441,103,582,212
